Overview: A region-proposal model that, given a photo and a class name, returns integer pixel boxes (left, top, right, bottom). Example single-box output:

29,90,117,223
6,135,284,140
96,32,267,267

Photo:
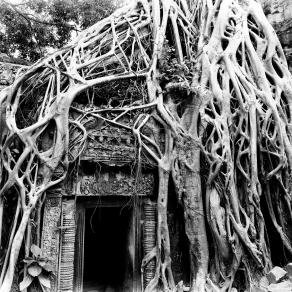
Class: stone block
267,266,287,284
251,286,267,292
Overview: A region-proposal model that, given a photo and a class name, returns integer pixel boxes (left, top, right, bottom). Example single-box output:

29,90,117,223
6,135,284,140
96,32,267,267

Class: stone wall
0,54,29,91
261,0,292,72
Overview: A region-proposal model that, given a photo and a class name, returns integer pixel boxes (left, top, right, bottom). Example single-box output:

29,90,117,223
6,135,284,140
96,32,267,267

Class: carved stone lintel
73,171,154,196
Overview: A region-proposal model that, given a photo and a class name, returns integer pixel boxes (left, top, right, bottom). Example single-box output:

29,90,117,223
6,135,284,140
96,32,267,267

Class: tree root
0,0,292,291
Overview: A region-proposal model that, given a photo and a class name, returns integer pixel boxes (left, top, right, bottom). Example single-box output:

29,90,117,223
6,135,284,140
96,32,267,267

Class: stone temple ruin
41,111,188,292
3,0,292,291
39,80,190,292
0,55,191,292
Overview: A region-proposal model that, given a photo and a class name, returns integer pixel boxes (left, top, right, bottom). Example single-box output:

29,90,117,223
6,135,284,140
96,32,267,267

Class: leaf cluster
158,43,193,85
19,245,53,291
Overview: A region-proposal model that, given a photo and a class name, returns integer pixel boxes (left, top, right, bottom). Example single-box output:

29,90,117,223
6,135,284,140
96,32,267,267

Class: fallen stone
251,286,267,292
267,266,287,284
268,280,292,292
259,276,269,289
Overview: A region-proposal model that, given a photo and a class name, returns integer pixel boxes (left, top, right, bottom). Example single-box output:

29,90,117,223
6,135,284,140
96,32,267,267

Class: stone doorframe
74,197,143,292
41,187,156,291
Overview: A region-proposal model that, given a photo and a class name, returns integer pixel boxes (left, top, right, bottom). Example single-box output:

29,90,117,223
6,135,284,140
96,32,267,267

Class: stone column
143,200,157,288
58,199,76,292
41,195,62,292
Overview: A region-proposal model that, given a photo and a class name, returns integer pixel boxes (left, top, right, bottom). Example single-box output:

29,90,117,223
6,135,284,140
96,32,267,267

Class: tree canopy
0,0,116,62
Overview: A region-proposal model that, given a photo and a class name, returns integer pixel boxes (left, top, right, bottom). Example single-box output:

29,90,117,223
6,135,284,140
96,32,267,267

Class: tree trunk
0,209,31,292
183,148,209,292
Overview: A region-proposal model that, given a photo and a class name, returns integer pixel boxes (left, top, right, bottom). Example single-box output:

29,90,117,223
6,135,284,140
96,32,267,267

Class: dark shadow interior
83,206,133,292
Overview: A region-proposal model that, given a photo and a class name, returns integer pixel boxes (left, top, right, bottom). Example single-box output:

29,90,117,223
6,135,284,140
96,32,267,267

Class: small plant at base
19,245,53,291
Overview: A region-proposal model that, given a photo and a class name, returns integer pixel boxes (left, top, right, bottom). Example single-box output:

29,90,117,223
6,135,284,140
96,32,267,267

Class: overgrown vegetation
0,0,116,62
1,0,292,291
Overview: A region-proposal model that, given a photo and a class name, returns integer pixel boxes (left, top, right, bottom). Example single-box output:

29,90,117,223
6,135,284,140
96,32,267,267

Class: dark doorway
83,206,133,292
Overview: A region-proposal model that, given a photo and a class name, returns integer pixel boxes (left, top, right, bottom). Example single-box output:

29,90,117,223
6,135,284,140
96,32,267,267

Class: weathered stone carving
82,139,136,166
58,200,76,292
41,195,62,292
142,201,157,288
75,171,154,196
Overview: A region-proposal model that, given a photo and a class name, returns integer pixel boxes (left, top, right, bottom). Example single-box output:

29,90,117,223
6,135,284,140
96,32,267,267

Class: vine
0,0,292,291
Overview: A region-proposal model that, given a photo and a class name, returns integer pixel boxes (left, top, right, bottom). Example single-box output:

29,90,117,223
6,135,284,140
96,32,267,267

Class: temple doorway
73,196,143,292
83,206,133,292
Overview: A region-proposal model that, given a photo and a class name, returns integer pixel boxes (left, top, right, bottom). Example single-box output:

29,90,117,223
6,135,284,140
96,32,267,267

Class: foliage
159,44,192,84
19,245,53,291
0,0,116,62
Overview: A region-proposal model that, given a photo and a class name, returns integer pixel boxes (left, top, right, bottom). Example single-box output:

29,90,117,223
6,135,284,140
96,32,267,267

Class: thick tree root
0,0,292,291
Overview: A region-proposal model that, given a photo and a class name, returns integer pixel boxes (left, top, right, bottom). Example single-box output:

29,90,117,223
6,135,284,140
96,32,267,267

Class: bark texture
1,0,292,291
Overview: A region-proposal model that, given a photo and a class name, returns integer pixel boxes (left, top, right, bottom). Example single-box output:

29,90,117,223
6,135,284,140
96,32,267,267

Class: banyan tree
0,0,292,291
